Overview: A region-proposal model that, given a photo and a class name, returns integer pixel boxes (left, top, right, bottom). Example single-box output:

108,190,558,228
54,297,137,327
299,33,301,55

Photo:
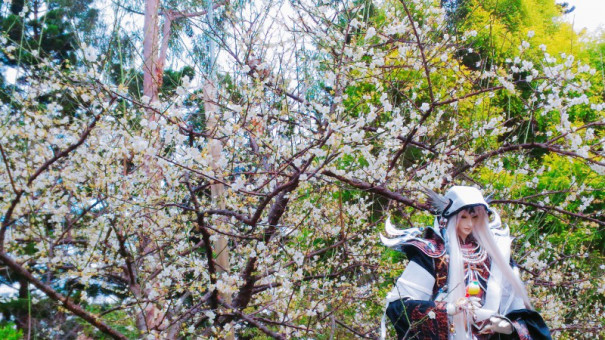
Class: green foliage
0,323,22,340
80,305,140,339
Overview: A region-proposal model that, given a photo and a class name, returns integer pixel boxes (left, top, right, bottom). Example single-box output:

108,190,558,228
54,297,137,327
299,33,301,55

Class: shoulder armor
403,228,446,258
380,217,446,257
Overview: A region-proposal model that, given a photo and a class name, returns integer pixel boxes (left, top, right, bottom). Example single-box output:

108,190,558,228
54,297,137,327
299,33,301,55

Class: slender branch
335,319,374,339
450,142,605,181
186,180,219,309
28,114,102,186
203,209,253,225
386,0,436,174
166,1,229,19
491,199,604,226
0,143,19,194
1,112,106,251
0,191,23,252
399,0,434,103
433,86,504,107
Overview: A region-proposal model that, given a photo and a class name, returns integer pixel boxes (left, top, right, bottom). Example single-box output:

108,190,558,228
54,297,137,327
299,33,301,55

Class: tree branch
491,199,604,226
0,252,127,339
220,299,286,340
322,170,427,210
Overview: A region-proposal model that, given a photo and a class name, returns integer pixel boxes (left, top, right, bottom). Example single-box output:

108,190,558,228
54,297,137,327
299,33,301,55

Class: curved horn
384,215,405,236
422,187,450,215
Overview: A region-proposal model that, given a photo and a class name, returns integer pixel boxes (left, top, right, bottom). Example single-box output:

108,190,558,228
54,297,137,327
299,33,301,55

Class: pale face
456,208,480,241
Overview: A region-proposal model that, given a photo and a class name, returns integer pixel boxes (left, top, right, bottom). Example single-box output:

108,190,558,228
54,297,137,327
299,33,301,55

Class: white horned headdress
425,185,493,218
381,186,505,250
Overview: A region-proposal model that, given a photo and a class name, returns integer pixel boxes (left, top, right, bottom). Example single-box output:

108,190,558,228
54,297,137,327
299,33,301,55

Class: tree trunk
204,81,233,339
137,0,164,334
143,0,161,106
16,277,30,340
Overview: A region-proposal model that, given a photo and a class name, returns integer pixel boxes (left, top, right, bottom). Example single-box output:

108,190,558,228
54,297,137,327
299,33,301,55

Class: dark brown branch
433,86,505,107
0,143,19,194
112,223,138,287
399,0,433,102
0,252,127,339
249,174,300,227
28,114,102,186
550,325,604,333
335,319,374,339
220,299,286,340
185,180,220,309
203,209,253,225
450,142,605,182
322,170,427,210
233,172,301,311
252,263,369,295
1,113,106,251
232,257,257,309
491,199,604,226
0,191,22,252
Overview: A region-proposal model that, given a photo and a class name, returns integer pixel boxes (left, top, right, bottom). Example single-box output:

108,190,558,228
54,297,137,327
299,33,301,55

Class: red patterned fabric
511,319,532,340
406,301,449,339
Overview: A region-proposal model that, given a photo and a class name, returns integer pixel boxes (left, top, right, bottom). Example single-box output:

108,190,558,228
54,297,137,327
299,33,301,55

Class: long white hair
446,207,532,339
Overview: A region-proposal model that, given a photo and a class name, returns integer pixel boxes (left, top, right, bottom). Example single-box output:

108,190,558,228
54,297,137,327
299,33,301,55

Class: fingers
482,316,513,335
489,316,502,323
479,325,494,334
469,300,481,309
456,297,482,310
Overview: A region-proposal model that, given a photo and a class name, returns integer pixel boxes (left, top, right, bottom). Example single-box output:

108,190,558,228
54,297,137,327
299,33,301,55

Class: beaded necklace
461,240,491,296
461,243,488,264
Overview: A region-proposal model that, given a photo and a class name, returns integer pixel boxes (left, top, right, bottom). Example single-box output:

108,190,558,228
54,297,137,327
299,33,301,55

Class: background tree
0,0,603,339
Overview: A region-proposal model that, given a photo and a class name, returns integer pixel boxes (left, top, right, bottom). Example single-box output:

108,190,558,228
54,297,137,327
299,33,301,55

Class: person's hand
480,316,513,335
465,297,482,311
447,297,482,316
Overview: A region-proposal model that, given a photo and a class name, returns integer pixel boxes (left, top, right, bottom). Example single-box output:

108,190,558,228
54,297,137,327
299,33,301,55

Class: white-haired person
380,186,551,340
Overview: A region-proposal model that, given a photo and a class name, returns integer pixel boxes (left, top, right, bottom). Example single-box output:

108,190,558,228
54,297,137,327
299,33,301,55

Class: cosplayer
380,186,551,340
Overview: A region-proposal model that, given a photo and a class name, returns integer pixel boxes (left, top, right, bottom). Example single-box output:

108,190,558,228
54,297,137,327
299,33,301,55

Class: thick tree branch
0,252,127,339
322,170,427,210
220,299,286,340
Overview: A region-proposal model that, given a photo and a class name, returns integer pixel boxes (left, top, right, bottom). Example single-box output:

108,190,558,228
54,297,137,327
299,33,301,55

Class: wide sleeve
499,258,527,314
486,310,552,340
493,259,552,340
385,248,449,340
385,246,435,303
